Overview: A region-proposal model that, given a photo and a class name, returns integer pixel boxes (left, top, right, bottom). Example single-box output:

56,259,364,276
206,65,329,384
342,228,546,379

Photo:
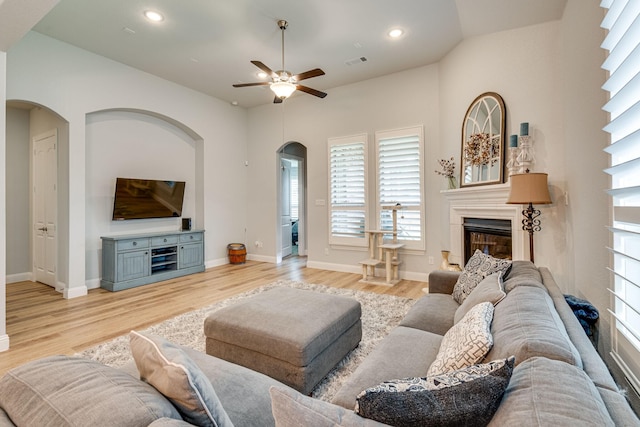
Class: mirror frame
459,92,506,187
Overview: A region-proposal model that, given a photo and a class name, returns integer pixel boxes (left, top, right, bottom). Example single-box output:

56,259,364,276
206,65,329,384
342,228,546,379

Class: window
328,134,368,246
602,0,640,394
375,126,425,250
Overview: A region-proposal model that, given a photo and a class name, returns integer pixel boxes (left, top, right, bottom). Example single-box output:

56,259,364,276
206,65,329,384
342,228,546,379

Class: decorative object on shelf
506,172,552,263
506,135,519,177
435,157,457,189
516,122,535,173
460,92,506,187
439,250,462,271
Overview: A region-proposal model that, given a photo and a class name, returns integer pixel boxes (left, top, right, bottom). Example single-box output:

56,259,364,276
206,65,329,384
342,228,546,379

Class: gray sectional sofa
0,261,638,426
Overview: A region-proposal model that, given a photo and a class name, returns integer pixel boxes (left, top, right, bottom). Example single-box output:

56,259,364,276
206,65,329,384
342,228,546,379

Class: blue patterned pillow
356,357,515,427
452,250,512,304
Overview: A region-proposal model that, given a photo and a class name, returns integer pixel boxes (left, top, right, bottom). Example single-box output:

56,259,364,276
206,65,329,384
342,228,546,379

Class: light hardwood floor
1,257,426,376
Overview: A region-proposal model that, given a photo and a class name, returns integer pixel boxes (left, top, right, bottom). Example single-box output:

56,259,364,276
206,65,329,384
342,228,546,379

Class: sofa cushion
454,272,506,324
484,286,582,367
399,293,458,335
130,331,233,427
489,357,615,426
355,357,514,427
269,386,387,427
0,355,181,427
452,250,512,304
596,387,640,427
501,260,544,293
332,326,443,410
427,302,494,376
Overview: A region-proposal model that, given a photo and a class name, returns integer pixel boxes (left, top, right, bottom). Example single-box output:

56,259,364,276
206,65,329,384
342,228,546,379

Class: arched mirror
460,92,506,187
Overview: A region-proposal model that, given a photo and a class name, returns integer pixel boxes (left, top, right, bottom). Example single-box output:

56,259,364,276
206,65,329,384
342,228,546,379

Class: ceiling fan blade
251,61,278,78
296,85,327,98
233,82,271,87
273,96,283,104
292,68,325,82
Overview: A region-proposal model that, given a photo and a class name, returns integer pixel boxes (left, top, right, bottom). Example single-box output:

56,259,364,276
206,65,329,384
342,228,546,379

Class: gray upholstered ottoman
204,287,362,394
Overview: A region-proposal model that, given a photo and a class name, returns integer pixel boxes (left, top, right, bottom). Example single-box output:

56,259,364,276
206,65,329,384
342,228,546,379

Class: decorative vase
440,250,462,271
447,176,457,190
440,250,451,270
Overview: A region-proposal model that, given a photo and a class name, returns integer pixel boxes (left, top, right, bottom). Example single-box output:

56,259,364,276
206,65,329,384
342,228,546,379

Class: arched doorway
278,142,307,262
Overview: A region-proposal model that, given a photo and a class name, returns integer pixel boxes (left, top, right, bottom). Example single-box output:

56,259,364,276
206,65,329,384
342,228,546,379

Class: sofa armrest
428,270,460,294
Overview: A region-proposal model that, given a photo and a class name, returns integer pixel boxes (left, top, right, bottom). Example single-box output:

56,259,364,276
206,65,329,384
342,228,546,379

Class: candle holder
506,147,519,177
516,135,534,173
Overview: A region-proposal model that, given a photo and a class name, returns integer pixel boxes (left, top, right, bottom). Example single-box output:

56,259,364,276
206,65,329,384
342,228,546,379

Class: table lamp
506,172,552,263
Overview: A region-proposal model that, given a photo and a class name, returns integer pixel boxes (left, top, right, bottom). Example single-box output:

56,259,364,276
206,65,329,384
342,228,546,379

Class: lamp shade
506,172,552,204
270,81,296,99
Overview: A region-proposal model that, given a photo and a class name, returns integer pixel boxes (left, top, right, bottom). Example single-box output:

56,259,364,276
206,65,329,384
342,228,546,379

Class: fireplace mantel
442,183,527,265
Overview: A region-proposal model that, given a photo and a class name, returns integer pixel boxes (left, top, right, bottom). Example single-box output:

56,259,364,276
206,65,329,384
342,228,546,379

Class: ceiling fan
233,20,327,103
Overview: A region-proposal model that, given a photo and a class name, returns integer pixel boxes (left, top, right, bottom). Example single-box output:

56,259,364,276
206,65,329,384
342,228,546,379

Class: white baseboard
6,272,33,284
205,257,229,269
85,278,101,290
246,254,277,263
64,286,88,299
306,260,428,283
0,334,9,352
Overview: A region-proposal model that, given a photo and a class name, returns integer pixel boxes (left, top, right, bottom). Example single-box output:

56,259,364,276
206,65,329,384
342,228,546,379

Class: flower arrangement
463,133,499,166
435,157,455,178
436,157,457,189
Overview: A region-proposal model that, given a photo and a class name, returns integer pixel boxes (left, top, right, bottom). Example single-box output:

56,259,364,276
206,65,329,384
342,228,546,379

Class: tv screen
112,178,186,221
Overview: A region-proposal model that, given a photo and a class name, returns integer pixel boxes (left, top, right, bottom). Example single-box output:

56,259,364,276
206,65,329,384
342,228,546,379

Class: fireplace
463,218,512,264
443,183,527,266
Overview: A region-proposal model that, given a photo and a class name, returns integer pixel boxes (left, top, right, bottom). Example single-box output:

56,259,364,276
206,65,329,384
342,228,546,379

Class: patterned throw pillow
129,331,234,427
452,250,512,304
427,302,494,376
356,357,515,427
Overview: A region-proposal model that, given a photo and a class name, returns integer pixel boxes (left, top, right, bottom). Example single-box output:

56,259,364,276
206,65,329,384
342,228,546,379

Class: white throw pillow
129,330,233,427
452,250,512,304
427,302,494,376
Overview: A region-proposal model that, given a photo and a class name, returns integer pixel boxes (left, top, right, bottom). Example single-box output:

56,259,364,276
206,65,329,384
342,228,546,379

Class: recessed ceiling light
388,28,403,38
257,71,268,79
144,10,164,22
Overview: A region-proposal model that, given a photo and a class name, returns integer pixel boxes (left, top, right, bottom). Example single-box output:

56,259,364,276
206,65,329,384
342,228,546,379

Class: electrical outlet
324,248,329,255
428,256,434,265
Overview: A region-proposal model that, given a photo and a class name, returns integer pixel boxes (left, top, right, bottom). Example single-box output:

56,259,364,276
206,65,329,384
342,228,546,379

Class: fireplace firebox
463,218,512,264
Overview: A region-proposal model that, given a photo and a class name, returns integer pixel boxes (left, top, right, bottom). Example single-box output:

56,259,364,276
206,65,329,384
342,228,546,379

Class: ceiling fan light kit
271,81,296,99
233,19,327,103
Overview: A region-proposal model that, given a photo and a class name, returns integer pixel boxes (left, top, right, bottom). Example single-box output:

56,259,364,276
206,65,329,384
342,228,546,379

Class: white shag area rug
76,280,416,402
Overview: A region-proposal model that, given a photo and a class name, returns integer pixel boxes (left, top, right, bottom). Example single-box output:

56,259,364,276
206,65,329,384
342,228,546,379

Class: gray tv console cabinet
101,230,205,291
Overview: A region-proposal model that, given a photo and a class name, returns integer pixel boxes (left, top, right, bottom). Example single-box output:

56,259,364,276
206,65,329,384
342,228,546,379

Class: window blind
376,126,424,249
328,135,368,246
602,0,640,394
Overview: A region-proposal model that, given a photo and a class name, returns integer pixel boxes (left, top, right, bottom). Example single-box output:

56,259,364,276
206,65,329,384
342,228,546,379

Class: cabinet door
179,243,203,269
117,250,150,281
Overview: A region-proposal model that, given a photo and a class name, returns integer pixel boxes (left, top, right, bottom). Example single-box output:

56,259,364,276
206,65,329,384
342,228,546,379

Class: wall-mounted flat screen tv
112,178,186,221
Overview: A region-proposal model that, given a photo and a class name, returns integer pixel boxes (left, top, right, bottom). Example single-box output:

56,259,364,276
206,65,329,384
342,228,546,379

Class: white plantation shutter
375,126,425,250
601,0,640,393
328,134,368,246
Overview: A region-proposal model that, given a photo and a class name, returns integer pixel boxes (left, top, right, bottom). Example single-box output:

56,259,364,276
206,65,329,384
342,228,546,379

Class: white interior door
281,158,292,257
33,130,58,287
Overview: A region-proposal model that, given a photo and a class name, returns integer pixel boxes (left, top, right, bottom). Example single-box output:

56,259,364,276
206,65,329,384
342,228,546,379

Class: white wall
246,65,440,279
6,31,249,296
5,108,30,277
439,21,567,278
1,51,9,352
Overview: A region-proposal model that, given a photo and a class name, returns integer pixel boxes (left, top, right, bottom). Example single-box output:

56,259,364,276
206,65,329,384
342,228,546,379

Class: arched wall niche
84,108,205,287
